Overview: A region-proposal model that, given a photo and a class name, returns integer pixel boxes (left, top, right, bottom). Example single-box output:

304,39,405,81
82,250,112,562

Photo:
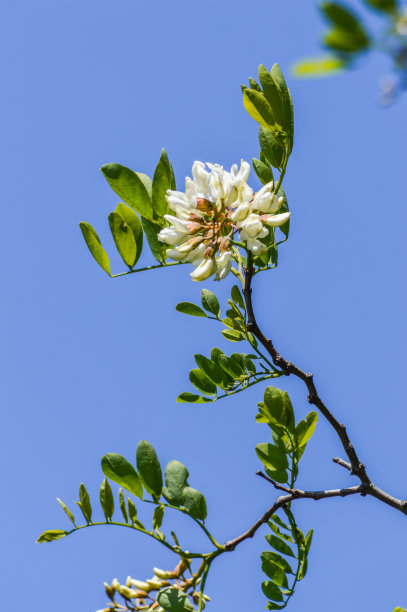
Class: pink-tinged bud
186,222,203,234
188,211,204,222
219,237,231,252
204,245,215,258
187,235,205,248
196,197,212,212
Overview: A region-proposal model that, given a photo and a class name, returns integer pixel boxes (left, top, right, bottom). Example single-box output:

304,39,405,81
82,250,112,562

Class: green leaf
118,488,129,524
243,88,276,133
364,0,397,13
108,211,138,268
263,387,295,432
101,453,143,499
221,329,244,342
270,64,294,149
393,608,407,612
78,483,92,523
324,28,369,52
194,354,225,387
136,440,163,501
265,534,295,557
269,522,294,542
201,289,220,317
259,127,284,169
262,558,288,588
115,203,143,264
176,302,207,317
231,285,245,309
320,2,365,32
152,148,172,218
100,478,114,521
141,216,167,263
176,392,214,403
162,460,189,506
264,467,288,484
153,504,165,530
218,354,244,379
256,443,288,470
292,56,346,77
262,580,284,602
182,486,207,520
305,528,313,553
127,496,138,523
295,412,318,448
261,551,293,575
189,369,217,397
101,163,153,219
258,65,285,129
157,587,194,612
270,514,290,530
37,529,68,543
79,222,111,275
248,77,262,91
56,498,76,527
253,158,274,185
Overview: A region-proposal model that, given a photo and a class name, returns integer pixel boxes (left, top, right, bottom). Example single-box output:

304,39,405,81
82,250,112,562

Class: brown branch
243,263,407,516
225,476,366,551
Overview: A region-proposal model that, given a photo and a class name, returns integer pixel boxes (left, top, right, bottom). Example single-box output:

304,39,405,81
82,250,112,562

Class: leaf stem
110,261,185,278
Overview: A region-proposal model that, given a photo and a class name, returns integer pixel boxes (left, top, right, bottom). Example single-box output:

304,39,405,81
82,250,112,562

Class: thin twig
242,261,407,516
224,483,365,551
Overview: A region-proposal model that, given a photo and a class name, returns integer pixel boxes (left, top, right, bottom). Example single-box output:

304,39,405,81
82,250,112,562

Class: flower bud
204,245,215,258
219,237,231,252
153,568,174,580
118,585,138,599
130,579,152,592
146,577,164,590
111,578,120,591
104,583,115,601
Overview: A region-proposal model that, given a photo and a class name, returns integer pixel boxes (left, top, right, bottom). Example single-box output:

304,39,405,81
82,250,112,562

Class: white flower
246,238,268,256
237,213,268,240
158,160,291,280
157,226,188,245
192,161,210,193
191,257,217,282
215,251,232,280
231,203,250,222
264,211,291,227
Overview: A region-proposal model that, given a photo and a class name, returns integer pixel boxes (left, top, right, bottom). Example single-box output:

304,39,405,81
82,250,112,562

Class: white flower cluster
157,160,290,281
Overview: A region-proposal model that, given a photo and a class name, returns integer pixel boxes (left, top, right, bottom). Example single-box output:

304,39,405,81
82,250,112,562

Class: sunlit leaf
79,222,111,275
37,530,68,543
101,163,153,219
56,498,76,527
101,453,143,499
293,56,346,77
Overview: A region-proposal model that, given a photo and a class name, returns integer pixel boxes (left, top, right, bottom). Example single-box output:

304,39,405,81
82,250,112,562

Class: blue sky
1,0,406,610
